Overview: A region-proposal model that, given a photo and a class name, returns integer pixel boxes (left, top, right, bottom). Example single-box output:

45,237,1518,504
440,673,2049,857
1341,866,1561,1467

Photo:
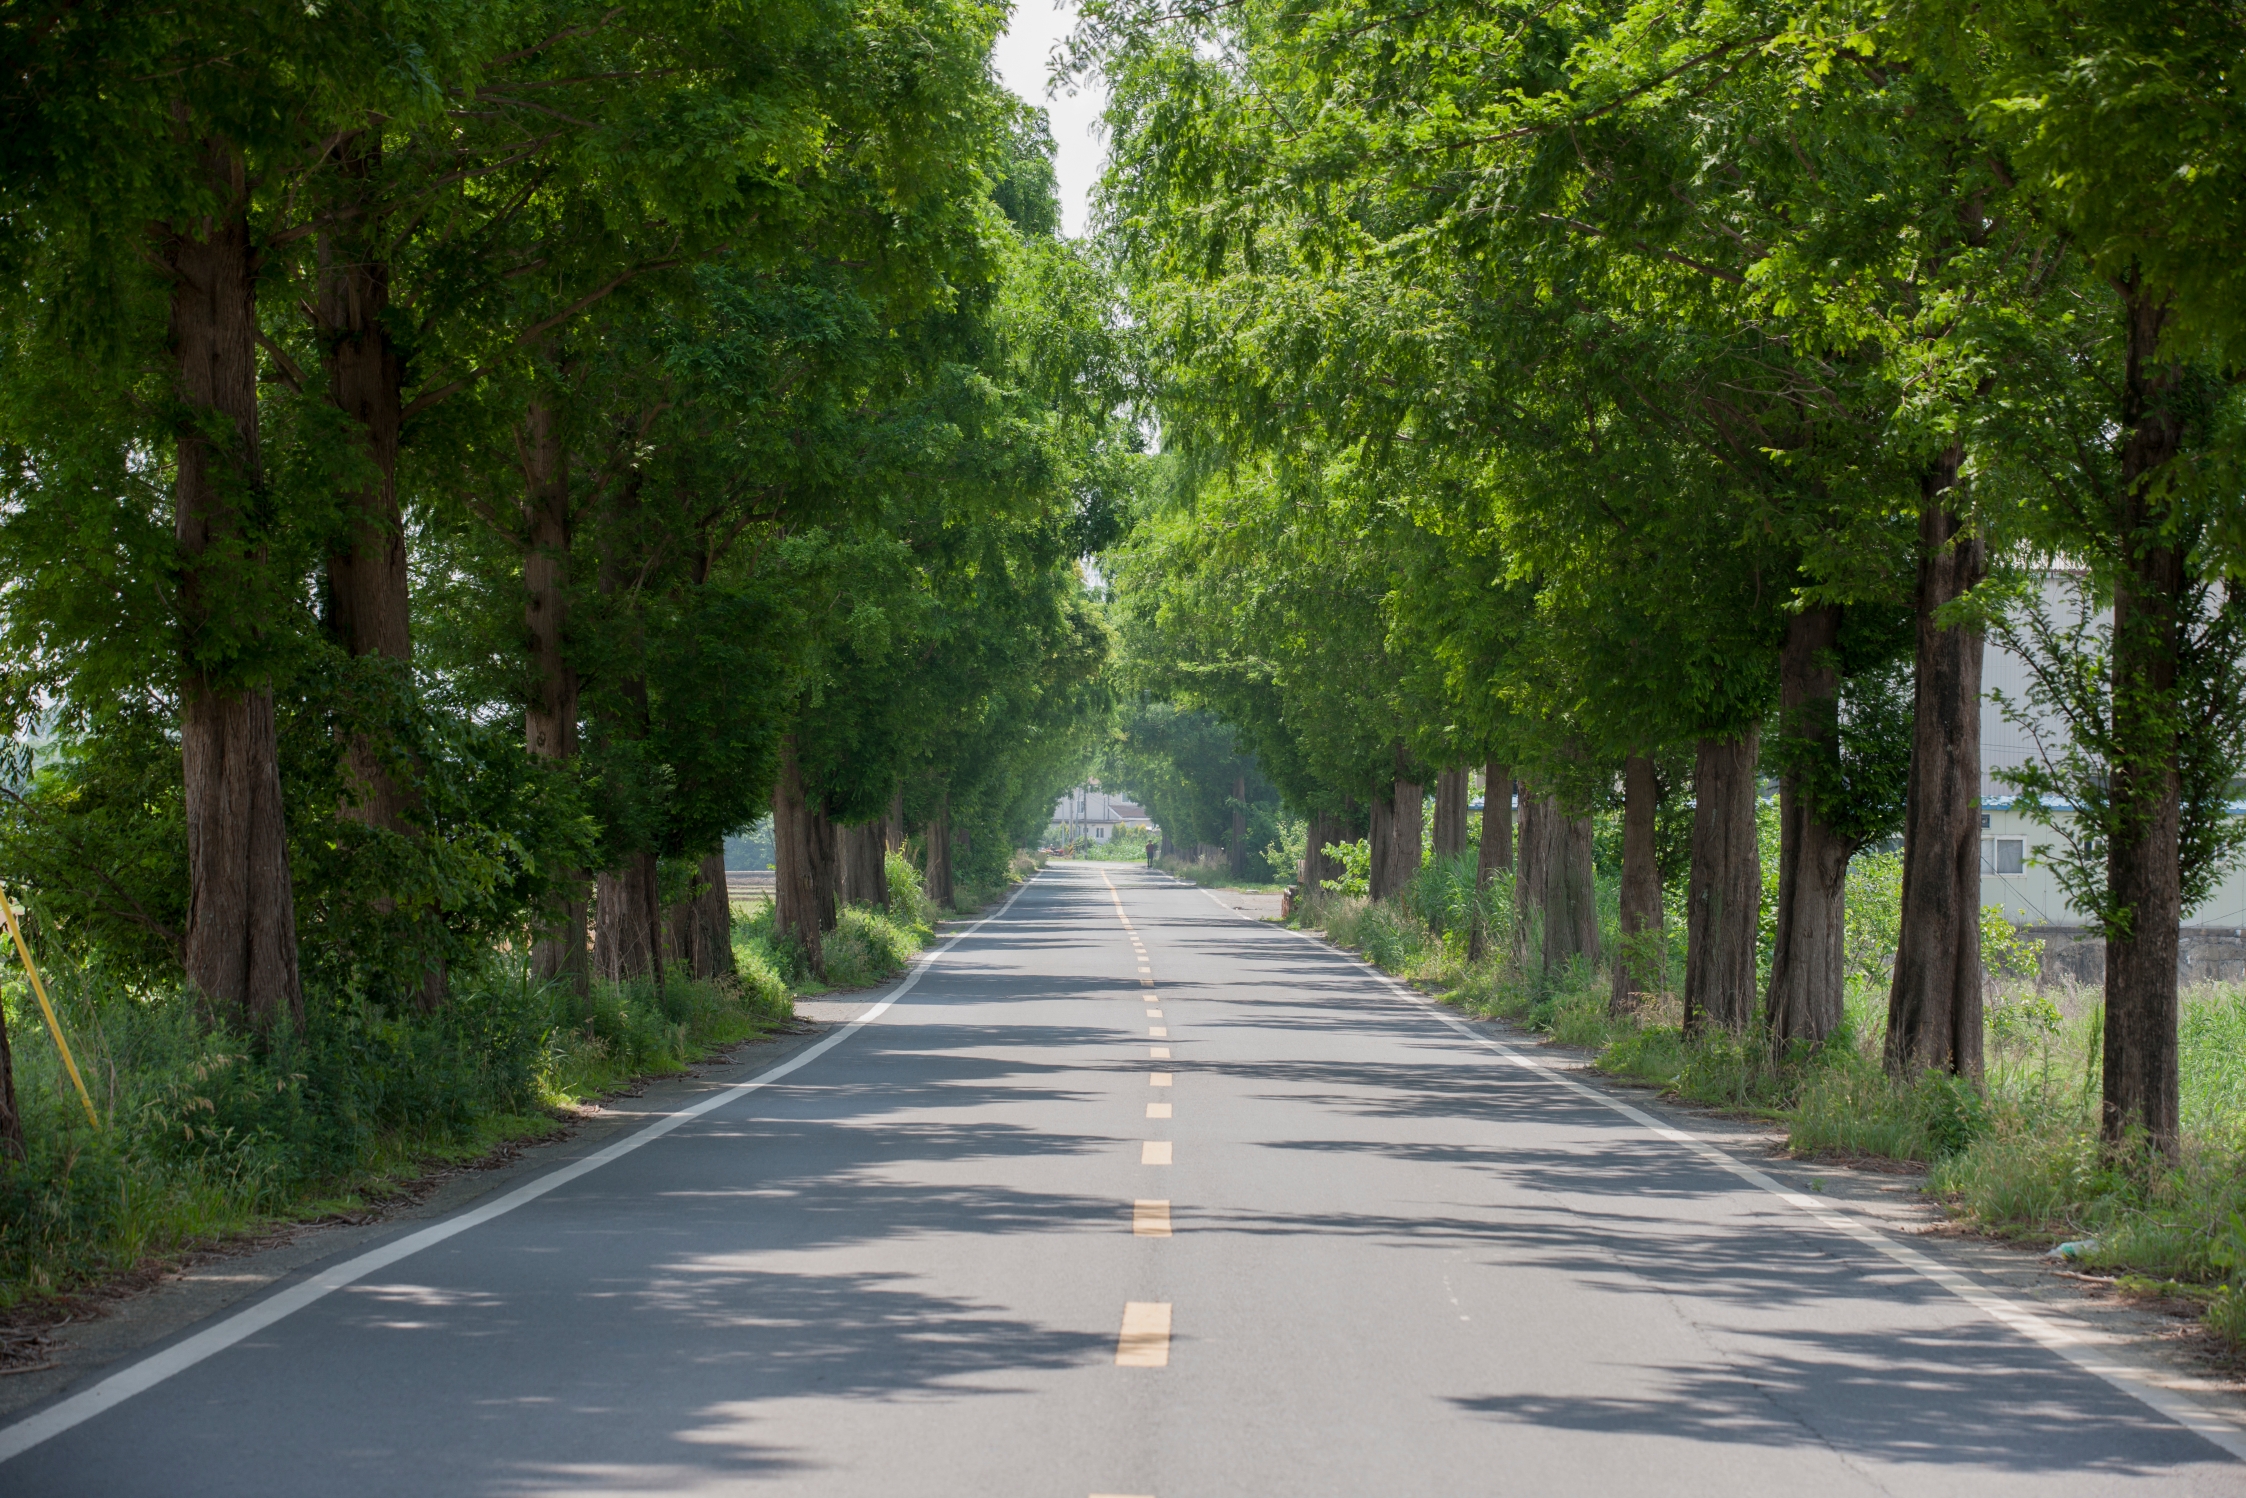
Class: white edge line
1186,881,2246,1465
0,875,1040,1466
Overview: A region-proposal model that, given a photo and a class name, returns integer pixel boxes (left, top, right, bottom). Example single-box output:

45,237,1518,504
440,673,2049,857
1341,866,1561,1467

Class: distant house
1052,784,1154,843
1980,576,2246,981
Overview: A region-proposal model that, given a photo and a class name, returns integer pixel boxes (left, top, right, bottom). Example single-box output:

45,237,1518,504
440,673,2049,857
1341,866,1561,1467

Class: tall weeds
0,854,969,1309
0,950,793,1308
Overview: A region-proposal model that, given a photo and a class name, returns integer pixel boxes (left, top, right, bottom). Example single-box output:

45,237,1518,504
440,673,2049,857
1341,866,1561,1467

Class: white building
1979,577,2246,980
1052,784,1154,843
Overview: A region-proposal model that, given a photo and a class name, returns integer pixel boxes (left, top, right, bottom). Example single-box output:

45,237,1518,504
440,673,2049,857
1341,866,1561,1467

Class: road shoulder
1249,901,2246,1446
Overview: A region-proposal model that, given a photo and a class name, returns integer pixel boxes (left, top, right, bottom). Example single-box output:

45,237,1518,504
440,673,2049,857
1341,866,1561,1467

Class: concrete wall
1986,802,2246,987
2021,925,2246,988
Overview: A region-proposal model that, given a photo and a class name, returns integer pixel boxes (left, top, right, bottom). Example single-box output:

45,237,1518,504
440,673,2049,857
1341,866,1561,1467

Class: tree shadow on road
1446,1322,2221,1477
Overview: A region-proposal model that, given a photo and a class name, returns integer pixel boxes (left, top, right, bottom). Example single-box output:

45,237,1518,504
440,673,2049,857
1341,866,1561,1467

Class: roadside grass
0,849,962,1313
1055,829,1156,862
1152,848,1287,892
732,851,938,993
1290,853,2246,1346
0,956,796,1311
943,850,1044,918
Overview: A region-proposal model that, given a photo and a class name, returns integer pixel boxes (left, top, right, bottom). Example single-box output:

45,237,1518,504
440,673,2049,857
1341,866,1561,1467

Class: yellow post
0,885,99,1130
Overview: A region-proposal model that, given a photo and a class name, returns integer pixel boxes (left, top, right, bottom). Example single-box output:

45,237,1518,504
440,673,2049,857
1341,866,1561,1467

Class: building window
1982,838,2025,874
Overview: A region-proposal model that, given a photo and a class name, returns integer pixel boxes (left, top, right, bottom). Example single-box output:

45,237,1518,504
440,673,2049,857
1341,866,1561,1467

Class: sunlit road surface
3,862,2241,1496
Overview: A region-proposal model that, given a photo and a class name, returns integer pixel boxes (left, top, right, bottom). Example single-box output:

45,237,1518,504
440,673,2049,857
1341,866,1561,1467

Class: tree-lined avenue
0,864,2236,1495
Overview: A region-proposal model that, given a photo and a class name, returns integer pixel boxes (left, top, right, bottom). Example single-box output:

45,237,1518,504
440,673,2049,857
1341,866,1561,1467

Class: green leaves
0,0,1120,1000
1911,0,2246,360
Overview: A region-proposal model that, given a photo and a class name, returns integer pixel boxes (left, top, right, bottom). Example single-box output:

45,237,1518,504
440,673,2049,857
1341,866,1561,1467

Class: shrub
1321,897,1435,974
822,905,917,988
885,851,938,934
1319,838,1371,898
2181,985,2246,1137
537,973,786,1104
1928,1123,2105,1232
1790,1063,1998,1162
1403,851,1499,952
730,870,930,990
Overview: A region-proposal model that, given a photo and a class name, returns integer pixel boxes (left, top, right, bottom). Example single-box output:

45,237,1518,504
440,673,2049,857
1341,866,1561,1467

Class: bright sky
991,0,1107,238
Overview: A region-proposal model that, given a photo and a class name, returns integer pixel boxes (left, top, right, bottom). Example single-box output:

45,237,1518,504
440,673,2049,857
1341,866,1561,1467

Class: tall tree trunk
1469,764,1513,962
871,821,892,907
318,131,412,783
924,792,954,910
592,852,664,988
1296,809,1316,892
1886,465,1987,1077
1302,804,1359,901
2104,275,2187,1159
587,467,667,986
809,803,840,932
1368,792,1396,902
773,737,826,976
1767,606,1852,1048
1511,792,1551,969
886,788,906,853
1390,747,1424,901
165,137,303,1035
1543,805,1599,974
521,394,587,1000
664,848,736,982
1479,766,1514,883
1432,767,1468,859
699,848,736,978
1685,730,1761,1033
1612,754,1663,1013
1299,809,1326,896
841,822,888,909
837,815,857,904
318,130,445,1011
1229,775,1247,877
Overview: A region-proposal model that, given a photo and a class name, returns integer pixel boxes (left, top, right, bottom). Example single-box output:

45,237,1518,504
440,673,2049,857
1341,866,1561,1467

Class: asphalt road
3,862,2242,1496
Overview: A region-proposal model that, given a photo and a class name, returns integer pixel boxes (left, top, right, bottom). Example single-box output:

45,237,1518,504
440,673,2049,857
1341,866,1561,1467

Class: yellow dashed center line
1115,1302,1171,1366
1099,871,1178,1408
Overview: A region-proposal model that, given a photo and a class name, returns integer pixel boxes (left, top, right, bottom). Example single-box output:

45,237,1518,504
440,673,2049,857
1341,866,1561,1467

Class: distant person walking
1146,839,1159,869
